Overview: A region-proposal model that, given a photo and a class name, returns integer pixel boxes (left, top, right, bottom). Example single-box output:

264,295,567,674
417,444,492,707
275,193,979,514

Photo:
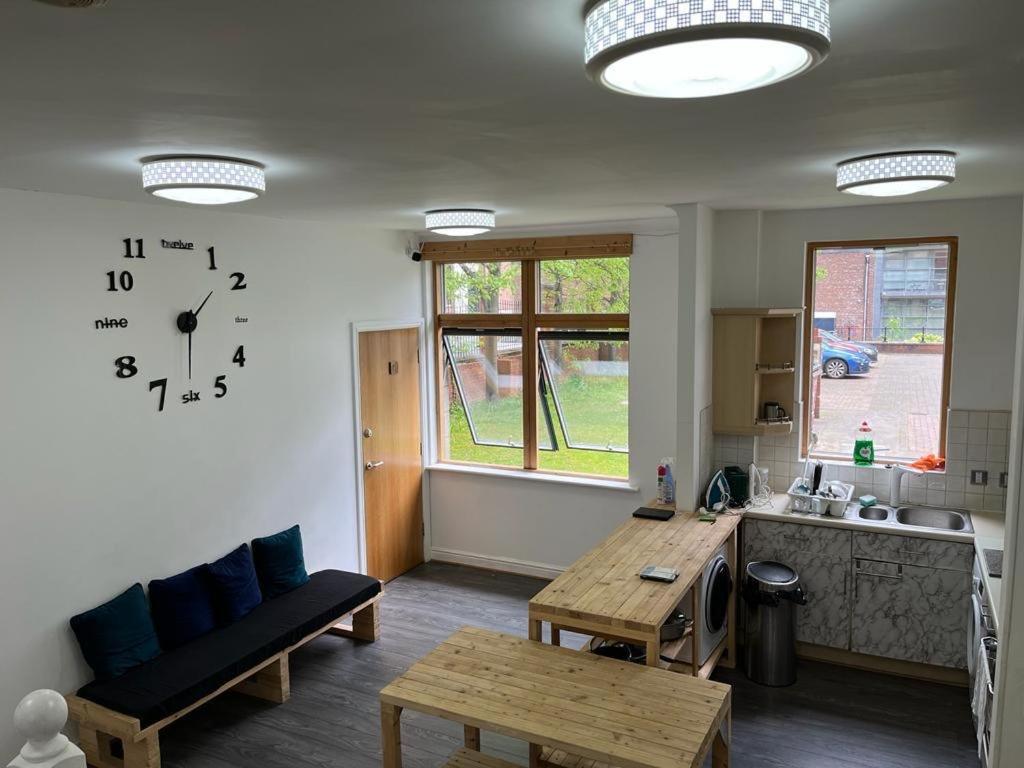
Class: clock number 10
106,271,134,292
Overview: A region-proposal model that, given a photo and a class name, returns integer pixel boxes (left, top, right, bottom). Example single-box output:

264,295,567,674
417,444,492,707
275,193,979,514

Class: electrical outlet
1000,472,1009,489
970,470,988,486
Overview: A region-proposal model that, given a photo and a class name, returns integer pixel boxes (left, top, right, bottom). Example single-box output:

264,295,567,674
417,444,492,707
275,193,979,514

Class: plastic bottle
657,458,675,504
853,422,875,466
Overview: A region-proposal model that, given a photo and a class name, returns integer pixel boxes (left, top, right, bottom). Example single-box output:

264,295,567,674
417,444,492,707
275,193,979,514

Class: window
803,238,957,464
431,235,631,479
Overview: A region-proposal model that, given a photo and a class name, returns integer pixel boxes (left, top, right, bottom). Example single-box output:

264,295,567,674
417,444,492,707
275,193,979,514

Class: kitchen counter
744,494,1006,632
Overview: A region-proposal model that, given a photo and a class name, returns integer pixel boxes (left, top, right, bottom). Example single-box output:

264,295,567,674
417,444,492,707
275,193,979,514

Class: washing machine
697,545,733,665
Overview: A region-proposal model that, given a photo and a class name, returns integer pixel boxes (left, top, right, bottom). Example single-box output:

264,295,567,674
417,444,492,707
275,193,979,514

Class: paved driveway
813,352,943,460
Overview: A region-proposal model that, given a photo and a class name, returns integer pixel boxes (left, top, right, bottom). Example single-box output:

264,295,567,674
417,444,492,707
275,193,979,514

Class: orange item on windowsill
910,454,945,471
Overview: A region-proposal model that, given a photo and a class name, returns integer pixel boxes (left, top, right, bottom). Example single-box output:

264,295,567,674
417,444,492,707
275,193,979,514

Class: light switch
970,470,988,486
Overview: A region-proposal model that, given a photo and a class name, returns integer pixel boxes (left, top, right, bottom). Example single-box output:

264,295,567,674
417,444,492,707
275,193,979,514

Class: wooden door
360,328,423,582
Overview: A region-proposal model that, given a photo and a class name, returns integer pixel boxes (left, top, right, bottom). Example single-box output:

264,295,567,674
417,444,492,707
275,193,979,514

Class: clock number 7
149,378,168,412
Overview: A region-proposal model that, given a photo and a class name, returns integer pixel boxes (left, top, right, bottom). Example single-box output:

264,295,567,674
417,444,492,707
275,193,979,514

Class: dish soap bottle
853,422,875,466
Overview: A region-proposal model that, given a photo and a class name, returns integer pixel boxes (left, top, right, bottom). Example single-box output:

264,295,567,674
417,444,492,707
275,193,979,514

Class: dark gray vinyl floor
161,562,979,768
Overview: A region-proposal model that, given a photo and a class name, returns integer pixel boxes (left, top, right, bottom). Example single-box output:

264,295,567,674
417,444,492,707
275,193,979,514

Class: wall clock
97,236,247,412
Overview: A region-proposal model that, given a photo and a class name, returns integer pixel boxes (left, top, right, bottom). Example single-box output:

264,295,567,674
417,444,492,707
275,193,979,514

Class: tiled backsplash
712,409,1010,513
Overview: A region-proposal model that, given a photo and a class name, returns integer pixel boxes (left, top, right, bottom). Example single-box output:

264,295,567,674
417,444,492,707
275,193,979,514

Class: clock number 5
215,375,228,399
149,378,168,412
229,272,247,290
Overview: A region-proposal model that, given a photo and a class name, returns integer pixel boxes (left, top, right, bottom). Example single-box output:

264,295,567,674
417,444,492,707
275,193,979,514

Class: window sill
426,462,640,492
803,456,946,476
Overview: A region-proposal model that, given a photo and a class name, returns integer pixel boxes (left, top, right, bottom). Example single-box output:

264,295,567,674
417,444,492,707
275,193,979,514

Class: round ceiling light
584,0,831,98
142,156,266,205
425,209,496,237
837,151,957,197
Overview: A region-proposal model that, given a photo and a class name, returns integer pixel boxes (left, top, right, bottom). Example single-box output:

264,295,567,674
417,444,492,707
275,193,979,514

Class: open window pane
442,262,522,314
537,333,629,478
808,242,951,462
540,258,629,314
443,332,523,468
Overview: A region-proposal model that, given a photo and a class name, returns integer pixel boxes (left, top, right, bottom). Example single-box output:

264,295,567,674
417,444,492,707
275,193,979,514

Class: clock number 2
215,375,228,399
229,272,247,290
233,346,246,367
149,378,167,412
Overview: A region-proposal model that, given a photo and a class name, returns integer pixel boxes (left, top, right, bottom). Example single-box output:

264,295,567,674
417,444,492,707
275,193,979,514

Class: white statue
8,691,85,768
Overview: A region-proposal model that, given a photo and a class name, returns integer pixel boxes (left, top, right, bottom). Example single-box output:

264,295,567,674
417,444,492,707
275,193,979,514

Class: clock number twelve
215,375,228,399
149,378,167,412
122,238,145,259
230,272,247,290
233,346,246,367
106,271,134,292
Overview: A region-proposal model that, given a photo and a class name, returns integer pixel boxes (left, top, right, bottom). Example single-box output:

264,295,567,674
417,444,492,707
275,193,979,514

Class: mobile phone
640,565,678,583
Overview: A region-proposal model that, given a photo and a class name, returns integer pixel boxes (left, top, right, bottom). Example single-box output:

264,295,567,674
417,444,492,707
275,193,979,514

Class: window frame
428,235,631,477
801,236,958,465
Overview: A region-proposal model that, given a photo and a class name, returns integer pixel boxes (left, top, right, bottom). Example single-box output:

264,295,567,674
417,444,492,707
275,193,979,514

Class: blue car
822,342,872,379
820,330,879,362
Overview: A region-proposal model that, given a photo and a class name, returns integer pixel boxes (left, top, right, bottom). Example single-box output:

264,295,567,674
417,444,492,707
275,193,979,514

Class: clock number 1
208,246,217,271
122,238,144,259
149,378,167,412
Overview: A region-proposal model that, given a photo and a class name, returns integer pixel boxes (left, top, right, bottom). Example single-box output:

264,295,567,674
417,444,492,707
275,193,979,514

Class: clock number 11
122,238,144,259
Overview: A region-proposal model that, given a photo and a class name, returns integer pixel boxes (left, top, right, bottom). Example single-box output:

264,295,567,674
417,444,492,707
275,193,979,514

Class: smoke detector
33,0,108,7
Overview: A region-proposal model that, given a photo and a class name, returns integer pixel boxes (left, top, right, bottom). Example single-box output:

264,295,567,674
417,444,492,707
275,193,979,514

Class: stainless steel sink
895,506,973,533
857,506,892,522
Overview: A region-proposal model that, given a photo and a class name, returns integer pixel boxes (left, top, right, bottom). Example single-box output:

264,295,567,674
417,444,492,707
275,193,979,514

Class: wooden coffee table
379,626,732,768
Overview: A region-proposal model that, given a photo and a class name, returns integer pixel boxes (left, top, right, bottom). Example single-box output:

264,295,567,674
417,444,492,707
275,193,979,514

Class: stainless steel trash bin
743,561,806,686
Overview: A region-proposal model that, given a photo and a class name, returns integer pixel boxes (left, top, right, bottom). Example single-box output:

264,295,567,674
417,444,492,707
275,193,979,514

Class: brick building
813,248,875,340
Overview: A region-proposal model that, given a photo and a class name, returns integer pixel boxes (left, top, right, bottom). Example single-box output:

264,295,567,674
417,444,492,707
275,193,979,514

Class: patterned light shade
837,151,957,197
584,0,831,98
142,156,266,205
425,209,496,237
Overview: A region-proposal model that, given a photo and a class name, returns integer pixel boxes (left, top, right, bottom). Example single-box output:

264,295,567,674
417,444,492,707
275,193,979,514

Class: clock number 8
115,356,138,379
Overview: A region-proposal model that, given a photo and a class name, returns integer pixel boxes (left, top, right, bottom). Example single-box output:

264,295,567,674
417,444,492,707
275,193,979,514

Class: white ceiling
1,0,1023,228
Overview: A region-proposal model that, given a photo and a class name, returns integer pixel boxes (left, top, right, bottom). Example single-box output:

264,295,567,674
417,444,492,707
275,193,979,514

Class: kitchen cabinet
712,308,801,436
851,558,971,668
743,520,851,649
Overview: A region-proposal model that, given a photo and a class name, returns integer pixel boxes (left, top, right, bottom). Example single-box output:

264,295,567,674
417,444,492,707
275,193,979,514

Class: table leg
712,709,731,768
381,703,403,768
645,637,660,667
528,617,543,642
550,625,561,647
723,528,739,669
529,743,542,768
691,574,703,677
464,725,481,751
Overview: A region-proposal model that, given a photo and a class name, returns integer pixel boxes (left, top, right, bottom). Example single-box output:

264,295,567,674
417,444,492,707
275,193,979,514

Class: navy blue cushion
252,525,310,598
148,566,217,650
70,584,161,681
207,544,263,623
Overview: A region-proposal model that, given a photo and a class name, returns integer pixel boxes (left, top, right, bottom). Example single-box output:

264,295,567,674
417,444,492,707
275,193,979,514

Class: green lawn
448,375,628,478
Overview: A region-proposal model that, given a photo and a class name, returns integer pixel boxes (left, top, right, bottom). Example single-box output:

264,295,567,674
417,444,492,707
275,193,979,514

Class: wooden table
528,508,741,677
379,627,732,768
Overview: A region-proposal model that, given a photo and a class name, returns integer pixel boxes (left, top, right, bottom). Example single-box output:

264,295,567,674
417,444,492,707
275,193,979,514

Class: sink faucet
888,463,924,506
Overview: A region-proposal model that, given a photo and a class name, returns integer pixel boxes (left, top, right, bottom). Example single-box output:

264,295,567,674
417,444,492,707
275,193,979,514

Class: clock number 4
106,270,134,292
215,375,228,399
233,346,246,367
122,238,145,259
149,378,168,412
230,272,247,290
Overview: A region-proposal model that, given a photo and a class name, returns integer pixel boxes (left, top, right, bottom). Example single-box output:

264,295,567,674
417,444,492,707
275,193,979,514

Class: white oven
969,559,997,767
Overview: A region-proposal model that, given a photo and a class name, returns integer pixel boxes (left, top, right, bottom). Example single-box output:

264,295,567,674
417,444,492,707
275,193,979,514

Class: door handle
365,461,384,471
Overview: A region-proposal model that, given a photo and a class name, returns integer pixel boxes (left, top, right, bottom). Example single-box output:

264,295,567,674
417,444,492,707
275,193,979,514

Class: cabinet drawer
744,519,851,558
852,531,972,572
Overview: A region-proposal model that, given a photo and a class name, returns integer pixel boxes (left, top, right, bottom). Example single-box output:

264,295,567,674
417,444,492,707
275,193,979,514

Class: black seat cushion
77,570,380,727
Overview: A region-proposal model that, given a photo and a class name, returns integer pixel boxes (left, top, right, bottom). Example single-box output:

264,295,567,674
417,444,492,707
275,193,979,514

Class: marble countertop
743,494,1007,632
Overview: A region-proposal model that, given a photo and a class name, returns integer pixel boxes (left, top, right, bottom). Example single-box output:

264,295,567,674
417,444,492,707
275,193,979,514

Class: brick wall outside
814,249,875,340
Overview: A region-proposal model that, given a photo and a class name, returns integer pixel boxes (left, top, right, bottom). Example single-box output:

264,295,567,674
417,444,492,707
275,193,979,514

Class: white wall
0,189,421,757
428,220,680,573
716,196,1024,410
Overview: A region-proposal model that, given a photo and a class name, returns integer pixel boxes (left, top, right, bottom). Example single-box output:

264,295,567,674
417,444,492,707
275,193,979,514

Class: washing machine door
705,558,733,633
968,593,983,683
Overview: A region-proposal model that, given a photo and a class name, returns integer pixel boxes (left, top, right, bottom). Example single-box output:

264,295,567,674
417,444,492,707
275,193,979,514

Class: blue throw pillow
252,525,311,598
70,584,161,681
148,566,217,650
206,544,262,622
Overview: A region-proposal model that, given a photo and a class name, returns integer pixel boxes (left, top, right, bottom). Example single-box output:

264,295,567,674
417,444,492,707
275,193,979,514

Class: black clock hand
194,290,214,317
188,330,193,381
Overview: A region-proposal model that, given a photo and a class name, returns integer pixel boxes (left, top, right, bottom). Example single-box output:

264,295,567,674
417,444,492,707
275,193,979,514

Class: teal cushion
207,544,263,622
252,525,310,598
70,584,161,681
